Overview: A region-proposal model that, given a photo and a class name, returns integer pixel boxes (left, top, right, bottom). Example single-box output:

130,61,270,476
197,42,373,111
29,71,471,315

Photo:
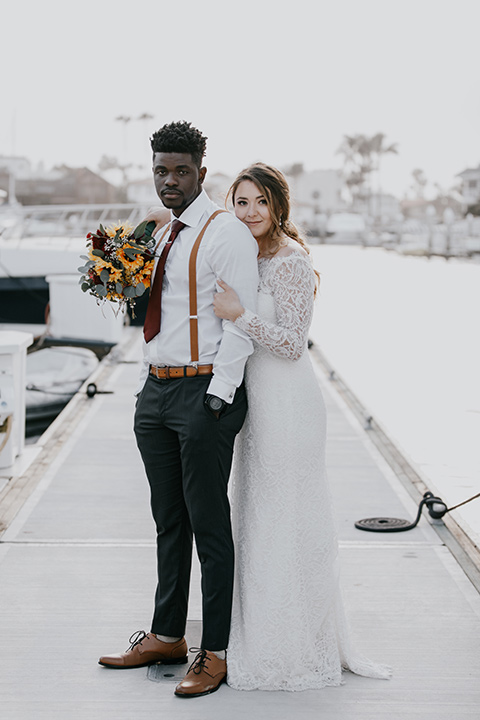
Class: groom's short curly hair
150,121,207,167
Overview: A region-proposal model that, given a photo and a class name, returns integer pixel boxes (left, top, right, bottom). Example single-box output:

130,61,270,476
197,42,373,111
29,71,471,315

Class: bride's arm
214,256,315,361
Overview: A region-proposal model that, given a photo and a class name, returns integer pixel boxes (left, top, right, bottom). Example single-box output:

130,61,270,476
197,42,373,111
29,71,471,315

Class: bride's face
233,180,273,242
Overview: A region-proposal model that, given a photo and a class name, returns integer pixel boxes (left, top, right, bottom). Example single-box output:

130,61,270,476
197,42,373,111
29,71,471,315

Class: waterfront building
0,158,118,205
286,168,346,232
457,163,480,211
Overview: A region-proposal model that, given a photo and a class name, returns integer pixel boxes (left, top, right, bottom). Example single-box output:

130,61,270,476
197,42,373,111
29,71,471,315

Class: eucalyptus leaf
124,247,140,259
77,265,89,273
81,283,90,292
96,284,108,297
133,220,148,239
100,269,110,283
123,285,136,298
128,242,148,252
80,254,89,261
135,282,146,296
92,248,105,257
144,220,156,238
99,223,106,234
116,282,123,294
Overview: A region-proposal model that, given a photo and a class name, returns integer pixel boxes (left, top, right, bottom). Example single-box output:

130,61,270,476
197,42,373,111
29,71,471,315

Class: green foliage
95,284,108,297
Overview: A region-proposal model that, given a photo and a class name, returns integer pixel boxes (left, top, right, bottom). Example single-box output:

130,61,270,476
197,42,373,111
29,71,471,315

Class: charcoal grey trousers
134,373,247,650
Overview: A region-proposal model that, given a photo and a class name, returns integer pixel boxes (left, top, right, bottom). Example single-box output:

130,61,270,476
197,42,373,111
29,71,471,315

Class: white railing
0,203,154,240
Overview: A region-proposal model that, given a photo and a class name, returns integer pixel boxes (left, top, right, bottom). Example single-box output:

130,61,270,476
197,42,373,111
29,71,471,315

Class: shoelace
187,647,210,675
126,630,148,652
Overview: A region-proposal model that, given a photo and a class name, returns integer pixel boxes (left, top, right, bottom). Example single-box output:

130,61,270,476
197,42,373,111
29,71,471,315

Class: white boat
0,202,151,324
25,346,98,436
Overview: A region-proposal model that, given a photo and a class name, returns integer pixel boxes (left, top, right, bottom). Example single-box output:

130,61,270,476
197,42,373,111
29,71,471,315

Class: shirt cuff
207,376,237,404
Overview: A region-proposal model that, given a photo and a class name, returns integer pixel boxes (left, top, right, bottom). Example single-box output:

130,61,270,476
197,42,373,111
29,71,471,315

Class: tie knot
171,220,186,234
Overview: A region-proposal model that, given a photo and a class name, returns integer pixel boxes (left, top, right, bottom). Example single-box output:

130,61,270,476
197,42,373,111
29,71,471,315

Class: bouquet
78,219,157,315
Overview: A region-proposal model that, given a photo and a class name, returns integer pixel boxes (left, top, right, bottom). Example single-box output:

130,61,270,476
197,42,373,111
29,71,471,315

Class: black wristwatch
204,394,227,417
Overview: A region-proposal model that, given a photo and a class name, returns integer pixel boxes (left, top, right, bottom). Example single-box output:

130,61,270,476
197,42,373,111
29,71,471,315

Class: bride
213,163,391,691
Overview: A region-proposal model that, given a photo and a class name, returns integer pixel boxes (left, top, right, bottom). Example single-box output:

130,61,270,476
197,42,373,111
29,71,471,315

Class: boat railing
0,203,155,240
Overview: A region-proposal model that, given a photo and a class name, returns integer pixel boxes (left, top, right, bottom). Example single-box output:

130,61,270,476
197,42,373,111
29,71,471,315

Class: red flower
92,235,106,251
88,270,102,285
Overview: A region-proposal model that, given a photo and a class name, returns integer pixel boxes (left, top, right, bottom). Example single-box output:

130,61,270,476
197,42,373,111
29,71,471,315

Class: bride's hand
143,208,170,236
214,279,245,322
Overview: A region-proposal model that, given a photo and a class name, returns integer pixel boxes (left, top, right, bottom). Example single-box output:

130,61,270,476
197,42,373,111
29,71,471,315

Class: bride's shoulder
275,241,309,259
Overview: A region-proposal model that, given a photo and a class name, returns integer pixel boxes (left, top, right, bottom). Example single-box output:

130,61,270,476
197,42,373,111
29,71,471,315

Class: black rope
447,492,480,513
355,490,480,533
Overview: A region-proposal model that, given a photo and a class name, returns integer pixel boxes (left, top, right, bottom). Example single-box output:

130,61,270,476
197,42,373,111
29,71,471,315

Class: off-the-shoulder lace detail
234,253,315,361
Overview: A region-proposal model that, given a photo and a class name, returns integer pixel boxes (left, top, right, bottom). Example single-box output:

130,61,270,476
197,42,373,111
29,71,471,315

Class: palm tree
368,133,398,219
337,132,398,217
336,134,371,209
411,168,427,199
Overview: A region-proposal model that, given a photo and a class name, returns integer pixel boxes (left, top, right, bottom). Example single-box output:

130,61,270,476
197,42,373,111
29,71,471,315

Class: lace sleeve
234,254,315,361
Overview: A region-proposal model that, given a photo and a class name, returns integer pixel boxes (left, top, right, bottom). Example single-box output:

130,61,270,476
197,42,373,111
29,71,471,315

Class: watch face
209,396,223,411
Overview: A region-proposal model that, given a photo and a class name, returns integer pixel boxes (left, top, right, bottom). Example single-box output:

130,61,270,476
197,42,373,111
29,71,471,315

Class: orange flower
116,245,146,273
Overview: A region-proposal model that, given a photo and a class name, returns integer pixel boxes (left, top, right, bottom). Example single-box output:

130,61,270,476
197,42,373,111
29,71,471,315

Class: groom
98,121,258,697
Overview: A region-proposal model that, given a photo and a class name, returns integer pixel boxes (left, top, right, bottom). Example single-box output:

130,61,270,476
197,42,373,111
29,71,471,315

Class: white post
0,331,33,468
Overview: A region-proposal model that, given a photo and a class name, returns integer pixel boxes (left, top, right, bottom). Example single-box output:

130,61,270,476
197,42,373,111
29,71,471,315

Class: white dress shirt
136,190,259,402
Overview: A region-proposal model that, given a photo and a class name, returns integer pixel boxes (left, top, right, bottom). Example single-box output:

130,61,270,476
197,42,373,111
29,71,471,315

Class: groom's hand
204,394,227,419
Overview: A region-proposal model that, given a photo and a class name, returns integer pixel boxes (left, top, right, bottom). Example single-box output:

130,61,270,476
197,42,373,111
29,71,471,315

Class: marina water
310,245,480,542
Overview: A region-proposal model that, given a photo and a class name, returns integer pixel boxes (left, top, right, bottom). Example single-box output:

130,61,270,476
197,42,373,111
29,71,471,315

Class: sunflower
106,220,134,239
87,250,123,282
132,259,155,287
116,245,147,273
105,266,123,283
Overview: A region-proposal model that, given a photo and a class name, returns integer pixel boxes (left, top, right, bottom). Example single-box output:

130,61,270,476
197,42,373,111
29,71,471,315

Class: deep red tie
143,219,186,343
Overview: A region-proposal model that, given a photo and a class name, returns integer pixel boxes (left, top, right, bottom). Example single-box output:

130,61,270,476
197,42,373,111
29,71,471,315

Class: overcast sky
2,0,479,198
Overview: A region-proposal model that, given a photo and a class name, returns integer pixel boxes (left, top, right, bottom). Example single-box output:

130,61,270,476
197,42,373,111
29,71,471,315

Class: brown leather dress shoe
98,631,188,668
174,648,227,697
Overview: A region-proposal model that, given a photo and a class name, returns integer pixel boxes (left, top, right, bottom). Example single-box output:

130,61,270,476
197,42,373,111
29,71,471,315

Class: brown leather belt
149,364,213,380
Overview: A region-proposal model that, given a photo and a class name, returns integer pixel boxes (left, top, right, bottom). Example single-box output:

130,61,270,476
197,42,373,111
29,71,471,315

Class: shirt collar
171,189,210,229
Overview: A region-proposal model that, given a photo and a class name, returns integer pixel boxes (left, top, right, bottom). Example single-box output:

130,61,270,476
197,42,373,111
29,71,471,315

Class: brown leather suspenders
153,209,227,363
188,209,226,362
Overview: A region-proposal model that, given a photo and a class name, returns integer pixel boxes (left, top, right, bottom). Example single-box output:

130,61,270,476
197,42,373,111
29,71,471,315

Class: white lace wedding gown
226,249,391,691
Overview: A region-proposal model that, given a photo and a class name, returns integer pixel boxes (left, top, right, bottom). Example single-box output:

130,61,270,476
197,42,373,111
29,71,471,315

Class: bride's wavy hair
227,162,320,293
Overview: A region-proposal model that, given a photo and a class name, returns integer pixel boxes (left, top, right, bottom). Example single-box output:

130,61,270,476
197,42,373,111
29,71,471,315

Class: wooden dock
1,328,479,719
